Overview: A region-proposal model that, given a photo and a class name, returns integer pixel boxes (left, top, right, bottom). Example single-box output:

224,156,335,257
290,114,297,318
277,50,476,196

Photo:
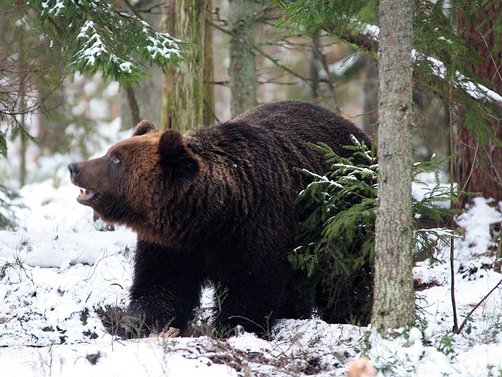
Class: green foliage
438,333,455,356
26,0,185,83
276,0,377,34
290,136,377,324
0,2,43,158
276,0,502,147
290,139,457,324
0,184,21,230
0,0,185,158
0,132,6,158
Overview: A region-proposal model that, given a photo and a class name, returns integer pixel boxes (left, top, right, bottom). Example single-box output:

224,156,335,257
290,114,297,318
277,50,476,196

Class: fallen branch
455,278,502,334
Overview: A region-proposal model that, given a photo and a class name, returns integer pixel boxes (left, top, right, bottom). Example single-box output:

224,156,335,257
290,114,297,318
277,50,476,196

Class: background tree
228,0,258,116
163,0,207,131
371,0,415,333
1,0,184,156
203,0,216,126
277,0,501,197
120,0,167,129
455,2,502,202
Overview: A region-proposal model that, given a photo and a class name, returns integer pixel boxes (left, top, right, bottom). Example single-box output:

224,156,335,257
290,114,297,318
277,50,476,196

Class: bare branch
208,20,314,91
456,278,502,334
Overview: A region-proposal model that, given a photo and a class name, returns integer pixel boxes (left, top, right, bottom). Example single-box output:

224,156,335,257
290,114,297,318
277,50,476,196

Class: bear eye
111,154,121,164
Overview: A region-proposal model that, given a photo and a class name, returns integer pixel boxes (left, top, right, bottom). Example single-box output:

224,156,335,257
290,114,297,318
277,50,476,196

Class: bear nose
68,163,79,177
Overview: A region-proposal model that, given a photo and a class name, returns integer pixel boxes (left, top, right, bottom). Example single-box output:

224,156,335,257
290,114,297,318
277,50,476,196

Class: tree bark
309,29,321,101
203,0,215,126
456,2,502,202
162,0,207,132
125,84,141,126
160,0,175,131
17,3,27,187
121,0,163,129
371,0,415,334
228,0,257,117
362,55,378,139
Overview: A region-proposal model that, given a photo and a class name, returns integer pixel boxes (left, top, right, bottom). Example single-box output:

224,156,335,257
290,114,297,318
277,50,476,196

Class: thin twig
208,20,314,91
312,34,339,112
456,278,502,334
121,0,143,20
477,30,502,87
457,141,478,205
448,86,459,333
203,98,221,125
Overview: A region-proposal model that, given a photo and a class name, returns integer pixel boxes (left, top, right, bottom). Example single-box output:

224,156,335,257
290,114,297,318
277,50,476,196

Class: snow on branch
416,53,502,104
359,23,502,106
28,0,184,81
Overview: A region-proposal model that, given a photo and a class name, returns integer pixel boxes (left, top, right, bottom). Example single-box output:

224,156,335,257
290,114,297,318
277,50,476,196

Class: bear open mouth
77,187,96,204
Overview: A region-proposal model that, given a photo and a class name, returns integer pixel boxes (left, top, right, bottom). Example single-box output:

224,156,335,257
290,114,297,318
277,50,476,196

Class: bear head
68,121,200,229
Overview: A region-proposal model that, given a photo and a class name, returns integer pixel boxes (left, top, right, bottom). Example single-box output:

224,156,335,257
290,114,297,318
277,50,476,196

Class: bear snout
68,163,79,179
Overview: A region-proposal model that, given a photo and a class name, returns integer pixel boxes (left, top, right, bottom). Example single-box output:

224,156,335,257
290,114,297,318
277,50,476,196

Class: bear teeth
78,188,94,199
76,188,96,204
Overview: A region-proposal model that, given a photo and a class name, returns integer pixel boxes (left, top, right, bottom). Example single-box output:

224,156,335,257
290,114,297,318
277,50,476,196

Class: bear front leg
212,262,290,337
127,239,204,337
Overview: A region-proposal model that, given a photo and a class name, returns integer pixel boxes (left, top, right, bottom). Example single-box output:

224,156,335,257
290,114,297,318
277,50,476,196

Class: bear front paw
96,305,151,339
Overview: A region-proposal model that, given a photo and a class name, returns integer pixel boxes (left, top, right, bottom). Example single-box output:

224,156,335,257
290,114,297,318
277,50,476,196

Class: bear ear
159,129,200,183
132,120,156,136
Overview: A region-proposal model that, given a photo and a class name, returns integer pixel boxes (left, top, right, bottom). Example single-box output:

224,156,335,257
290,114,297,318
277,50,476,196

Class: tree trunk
371,0,415,334
203,0,215,126
18,6,27,187
362,55,378,139
125,84,141,126
309,29,321,100
228,0,257,117
121,0,164,129
160,0,175,131
456,2,502,202
162,0,207,132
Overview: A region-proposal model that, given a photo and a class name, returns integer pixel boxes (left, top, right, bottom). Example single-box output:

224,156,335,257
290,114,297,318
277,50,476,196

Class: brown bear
68,100,370,336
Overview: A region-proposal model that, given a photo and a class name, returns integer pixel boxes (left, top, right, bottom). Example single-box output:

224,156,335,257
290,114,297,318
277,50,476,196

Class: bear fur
68,100,371,336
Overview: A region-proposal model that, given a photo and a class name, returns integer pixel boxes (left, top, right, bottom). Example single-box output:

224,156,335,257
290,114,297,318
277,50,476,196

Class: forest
0,0,501,376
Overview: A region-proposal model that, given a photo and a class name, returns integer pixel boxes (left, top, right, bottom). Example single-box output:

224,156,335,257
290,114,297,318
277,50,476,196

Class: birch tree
371,0,415,334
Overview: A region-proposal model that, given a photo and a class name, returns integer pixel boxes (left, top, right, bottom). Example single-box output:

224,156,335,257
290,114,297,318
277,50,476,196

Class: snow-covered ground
1,161,501,376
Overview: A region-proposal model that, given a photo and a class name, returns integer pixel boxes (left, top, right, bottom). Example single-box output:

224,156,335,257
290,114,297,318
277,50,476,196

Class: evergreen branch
413,51,502,106
26,0,185,82
349,23,502,109
276,1,502,113
292,139,457,324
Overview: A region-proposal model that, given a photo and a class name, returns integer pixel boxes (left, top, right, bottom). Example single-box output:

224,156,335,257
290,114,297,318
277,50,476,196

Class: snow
1,144,501,376
75,21,107,67
357,22,502,106
413,52,502,104
328,53,361,77
41,0,65,16
456,198,502,259
146,35,182,60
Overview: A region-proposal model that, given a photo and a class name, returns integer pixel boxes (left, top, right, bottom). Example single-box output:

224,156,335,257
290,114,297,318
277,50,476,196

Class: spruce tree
277,0,502,200
27,0,184,82
1,0,185,156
